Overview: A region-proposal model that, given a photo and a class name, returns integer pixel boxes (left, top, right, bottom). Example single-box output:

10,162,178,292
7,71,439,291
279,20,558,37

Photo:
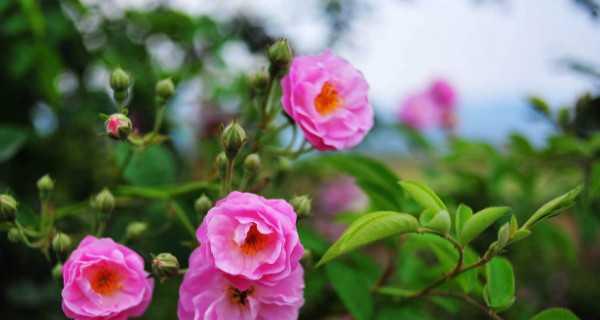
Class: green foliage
459,207,510,245
531,308,580,320
317,211,418,266
326,261,374,320
483,257,515,311
400,180,447,211
0,126,28,162
522,185,583,230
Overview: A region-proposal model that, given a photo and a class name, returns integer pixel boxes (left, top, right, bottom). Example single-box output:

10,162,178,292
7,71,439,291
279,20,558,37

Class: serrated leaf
530,308,580,320
523,186,583,230
0,126,28,163
317,211,419,266
400,181,446,211
454,204,473,237
326,261,374,320
483,257,515,311
460,207,510,245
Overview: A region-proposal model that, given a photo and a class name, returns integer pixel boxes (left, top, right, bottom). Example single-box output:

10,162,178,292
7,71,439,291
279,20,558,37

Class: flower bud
110,68,131,92
7,227,20,243
152,253,180,282
52,232,72,253
291,195,312,218
244,153,261,174
497,223,511,247
93,188,115,213
126,221,148,239
194,194,213,218
105,113,133,140
37,174,54,193
0,194,18,222
215,152,228,178
155,78,175,104
221,121,247,160
301,249,313,268
52,263,63,280
268,39,293,76
249,69,270,93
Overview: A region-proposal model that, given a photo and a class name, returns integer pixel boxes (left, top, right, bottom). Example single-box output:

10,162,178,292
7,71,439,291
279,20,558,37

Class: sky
85,0,600,144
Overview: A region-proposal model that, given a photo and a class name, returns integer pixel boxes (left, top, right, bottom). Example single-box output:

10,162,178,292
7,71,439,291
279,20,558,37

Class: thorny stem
428,290,504,320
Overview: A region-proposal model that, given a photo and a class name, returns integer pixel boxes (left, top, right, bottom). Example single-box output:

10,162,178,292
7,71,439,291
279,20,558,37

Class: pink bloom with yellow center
177,248,304,320
61,236,154,320
281,50,374,151
196,192,304,286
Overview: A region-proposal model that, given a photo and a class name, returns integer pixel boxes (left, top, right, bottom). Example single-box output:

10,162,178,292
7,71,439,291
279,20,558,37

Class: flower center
228,286,254,306
315,82,343,116
240,224,269,256
89,265,122,296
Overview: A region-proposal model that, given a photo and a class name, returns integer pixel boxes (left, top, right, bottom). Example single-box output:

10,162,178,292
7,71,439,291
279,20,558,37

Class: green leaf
523,186,583,230
530,308,580,320
400,181,446,211
317,211,419,267
459,207,510,245
0,126,28,163
424,210,451,235
454,204,473,237
326,261,374,320
315,154,404,210
123,145,177,186
483,257,515,311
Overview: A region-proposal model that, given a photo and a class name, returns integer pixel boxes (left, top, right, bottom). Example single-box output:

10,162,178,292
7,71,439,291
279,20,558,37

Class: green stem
152,105,167,135
169,202,196,238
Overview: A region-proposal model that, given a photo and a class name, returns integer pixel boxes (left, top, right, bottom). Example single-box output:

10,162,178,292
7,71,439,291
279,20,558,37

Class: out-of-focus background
1,0,600,319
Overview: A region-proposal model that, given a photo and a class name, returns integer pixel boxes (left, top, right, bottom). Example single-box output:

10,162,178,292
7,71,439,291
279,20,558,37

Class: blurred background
1,0,600,319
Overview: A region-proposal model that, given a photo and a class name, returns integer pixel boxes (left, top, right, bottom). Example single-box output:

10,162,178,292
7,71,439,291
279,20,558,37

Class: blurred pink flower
315,177,368,241
397,79,458,130
281,50,374,151
196,191,304,286
61,236,154,320
178,248,304,320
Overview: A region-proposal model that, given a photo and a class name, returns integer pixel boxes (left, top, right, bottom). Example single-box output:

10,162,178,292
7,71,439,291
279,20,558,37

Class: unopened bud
52,263,63,280
105,113,132,140
52,232,72,253
155,78,175,104
93,188,115,213
110,68,131,92
291,195,312,218
152,253,180,282
194,194,212,217
497,223,511,247
216,152,228,178
268,39,293,76
249,69,270,93
221,121,247,160
126,221,148,239
244,153,261,173
37,174,54,193
7,227,20,243
301,249,313,268
0,194,18,222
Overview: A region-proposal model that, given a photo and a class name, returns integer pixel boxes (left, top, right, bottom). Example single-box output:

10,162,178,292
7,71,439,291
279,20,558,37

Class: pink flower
281,50,374,151
397,93,441,130
61,236,154,320
429,79,456,110
178,249,304,320
196,192,304,285
105,113,132,140
315,177,368,241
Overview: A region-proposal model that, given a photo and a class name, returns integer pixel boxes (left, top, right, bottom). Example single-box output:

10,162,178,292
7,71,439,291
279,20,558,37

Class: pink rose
196,192,304,285
281,50,374,151
397,93,441,130
178,249,304,320
429,78,456,110
61,236,154,320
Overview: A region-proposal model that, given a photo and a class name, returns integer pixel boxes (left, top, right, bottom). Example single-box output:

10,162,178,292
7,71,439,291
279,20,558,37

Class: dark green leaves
122,145,177,186
317,211,419,266
0,126,28,162
400,181,446,211
522,186,583,230
326,261,374,320
459,207,510,245
530,308,580,320
483,257,515,311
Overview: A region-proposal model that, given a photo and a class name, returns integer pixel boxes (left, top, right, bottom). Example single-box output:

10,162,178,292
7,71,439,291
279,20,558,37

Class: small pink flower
281,50,374,151
429,79,456,110
105,113,132,140
178,249,304,320
397,93,441,130
61,236,154,320
196,192,304,285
